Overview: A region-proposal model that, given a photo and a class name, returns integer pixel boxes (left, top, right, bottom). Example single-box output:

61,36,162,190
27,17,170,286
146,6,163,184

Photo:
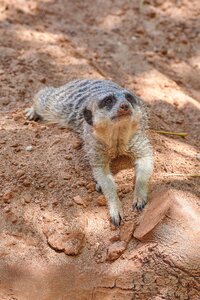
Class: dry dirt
0,0,200,299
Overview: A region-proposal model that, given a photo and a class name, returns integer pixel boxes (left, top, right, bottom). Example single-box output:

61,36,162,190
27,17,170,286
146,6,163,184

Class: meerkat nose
120,103,129,111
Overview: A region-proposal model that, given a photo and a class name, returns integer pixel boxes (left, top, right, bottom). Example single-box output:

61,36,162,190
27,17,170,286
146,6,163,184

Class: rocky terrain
0,0,199,299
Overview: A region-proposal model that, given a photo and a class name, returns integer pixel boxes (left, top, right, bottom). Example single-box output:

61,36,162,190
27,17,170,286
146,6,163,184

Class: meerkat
25,79,154,227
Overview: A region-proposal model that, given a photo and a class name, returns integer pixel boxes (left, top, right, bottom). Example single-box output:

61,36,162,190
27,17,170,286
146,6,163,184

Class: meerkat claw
133,200,146,211
96,183,102,193
111,213,122,228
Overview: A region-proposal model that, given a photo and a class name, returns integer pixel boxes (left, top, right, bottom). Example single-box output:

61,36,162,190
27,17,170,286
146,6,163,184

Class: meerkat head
83,89,141,129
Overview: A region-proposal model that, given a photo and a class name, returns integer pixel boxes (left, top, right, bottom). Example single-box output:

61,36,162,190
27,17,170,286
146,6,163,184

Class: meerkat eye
104,96,114,105
125,93,137,107
99,96,116,109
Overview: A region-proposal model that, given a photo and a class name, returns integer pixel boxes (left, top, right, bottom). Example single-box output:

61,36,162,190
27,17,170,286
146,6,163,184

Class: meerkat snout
119,103,130,111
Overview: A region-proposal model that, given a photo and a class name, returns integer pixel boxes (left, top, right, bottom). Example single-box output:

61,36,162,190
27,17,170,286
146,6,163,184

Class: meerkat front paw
109,200,123,227
24,107,39,121
133,191,147,211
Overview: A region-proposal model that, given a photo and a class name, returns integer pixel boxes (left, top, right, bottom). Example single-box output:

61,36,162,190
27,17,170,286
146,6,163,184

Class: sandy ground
0,0,200,299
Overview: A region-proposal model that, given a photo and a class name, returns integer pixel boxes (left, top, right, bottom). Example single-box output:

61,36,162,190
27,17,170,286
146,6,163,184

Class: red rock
2,190,13,203
65,155,72,160
106,241,126,261
24,194,32,203
16,169,25,177
120,221,135,243
97,195,107,206
109,234,120,242
133,189,173,240
47,230,85,255
86,182,96,193
73,195,86,207
72,140,82,150
48,182,55,188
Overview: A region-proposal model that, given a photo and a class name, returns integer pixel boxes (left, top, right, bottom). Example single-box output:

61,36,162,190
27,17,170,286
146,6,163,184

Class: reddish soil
0,0,200,299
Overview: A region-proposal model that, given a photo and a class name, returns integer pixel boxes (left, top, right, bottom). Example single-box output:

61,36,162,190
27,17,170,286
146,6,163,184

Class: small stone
146,56,155,63
180,35,188,44
106,241,126,261
40,77,46,84
65,155,72,160
167,49,175,59
77,179,86,186
72,140,82,150
25,145,33,151
86,182,96,193
2,190,13,203
23,180,31,187
52,201,59,207
48,182,55,188
16,170,25,178
120,221,135,243
47,230,85,256
24,194,32,203
4,207,11,213
109,234,120,242
97,195,107,206
73,195,86,207
10,214,17,224
13,114,22,121
62,174,71,180
2,98,10,106
136,26,145,34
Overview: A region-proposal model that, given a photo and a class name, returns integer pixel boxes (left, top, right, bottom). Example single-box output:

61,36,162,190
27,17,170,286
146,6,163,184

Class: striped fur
25,79,154,227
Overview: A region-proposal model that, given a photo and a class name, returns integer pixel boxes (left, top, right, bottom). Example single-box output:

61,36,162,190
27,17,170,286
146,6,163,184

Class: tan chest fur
93,117,138,158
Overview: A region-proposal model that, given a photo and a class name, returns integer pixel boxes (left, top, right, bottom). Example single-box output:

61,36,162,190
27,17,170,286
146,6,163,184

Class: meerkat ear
83,107,93,126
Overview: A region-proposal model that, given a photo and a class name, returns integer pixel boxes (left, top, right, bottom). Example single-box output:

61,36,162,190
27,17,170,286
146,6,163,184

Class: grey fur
25,79,154,227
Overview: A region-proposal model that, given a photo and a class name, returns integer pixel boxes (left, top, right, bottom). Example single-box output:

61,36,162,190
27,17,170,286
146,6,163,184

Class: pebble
62,174,71,180
65,155,72,160
24,194,32,203
48,182,55,188
25,145,33,151
72,140,82,150
40,77,46,84
2,190,13,203
109,234,120,242
16,170,25,178
136,26,145,34
23,180,31,187
167,49,175,59
77,179,86,187
47,230,85,255
106,241,126,261
86,182,96,193
97,195,107,206
73,195,87,207
120,221,135,243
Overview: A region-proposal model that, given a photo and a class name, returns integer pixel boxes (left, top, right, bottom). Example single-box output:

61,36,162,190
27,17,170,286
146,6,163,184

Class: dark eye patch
83,107,93,125
125,93,137,107
98,95,116,110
